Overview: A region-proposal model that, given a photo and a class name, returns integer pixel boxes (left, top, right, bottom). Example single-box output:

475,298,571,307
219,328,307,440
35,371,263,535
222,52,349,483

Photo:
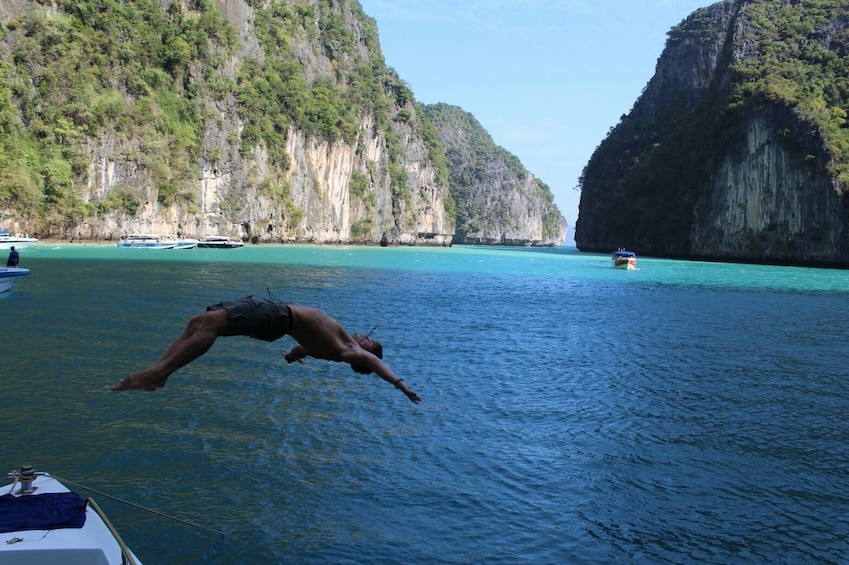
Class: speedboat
0,466,142,564
116,234,176,249
116,235,198,249
0,230,38,250
0,267,29,292
612,249,637,270
198,236,245,249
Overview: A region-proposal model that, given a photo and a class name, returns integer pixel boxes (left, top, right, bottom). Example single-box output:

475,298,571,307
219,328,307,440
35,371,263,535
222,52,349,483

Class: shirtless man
111,295,421,404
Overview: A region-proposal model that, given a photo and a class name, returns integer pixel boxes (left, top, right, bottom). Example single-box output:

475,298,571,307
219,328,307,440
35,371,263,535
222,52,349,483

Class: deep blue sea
3,244,849,564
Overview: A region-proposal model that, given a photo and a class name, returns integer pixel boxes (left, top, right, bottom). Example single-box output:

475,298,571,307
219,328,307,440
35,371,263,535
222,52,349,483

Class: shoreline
32,238,460,249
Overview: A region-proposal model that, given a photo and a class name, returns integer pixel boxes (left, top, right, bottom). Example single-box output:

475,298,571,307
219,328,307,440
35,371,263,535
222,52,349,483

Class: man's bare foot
111,371,168,391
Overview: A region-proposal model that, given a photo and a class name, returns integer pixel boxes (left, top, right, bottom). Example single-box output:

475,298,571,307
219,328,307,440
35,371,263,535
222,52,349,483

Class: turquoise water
3,244,849,563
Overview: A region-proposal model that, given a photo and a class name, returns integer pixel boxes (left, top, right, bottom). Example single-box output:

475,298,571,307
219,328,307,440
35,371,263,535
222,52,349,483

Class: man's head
351,334,383,374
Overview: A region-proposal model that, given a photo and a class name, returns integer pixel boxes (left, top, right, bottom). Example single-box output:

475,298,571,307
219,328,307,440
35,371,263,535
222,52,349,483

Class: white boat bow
0,466,142,564
0,267,30,293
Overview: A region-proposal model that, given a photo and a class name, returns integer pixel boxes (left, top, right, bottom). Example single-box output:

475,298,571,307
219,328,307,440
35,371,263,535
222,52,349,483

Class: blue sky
356,0,713,234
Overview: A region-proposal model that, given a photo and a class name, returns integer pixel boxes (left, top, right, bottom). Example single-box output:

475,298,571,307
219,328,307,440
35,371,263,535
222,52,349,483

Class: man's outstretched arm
346,348,421,404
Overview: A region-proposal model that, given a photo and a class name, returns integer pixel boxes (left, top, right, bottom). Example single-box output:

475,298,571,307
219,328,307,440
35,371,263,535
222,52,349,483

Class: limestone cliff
424,103,566,246
0,0,453,245
576,0,849,266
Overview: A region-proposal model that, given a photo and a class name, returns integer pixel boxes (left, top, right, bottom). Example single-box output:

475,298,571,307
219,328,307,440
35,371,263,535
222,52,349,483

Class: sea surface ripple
2,245,848,564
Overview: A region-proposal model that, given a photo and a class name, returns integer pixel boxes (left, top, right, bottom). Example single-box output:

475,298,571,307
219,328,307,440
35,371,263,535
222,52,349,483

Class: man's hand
404,389,421,404
111,371,168,392
394,379,421,404
283,352,303,363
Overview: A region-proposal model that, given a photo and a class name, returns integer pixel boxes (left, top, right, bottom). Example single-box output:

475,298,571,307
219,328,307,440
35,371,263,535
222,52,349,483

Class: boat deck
0,471,141,565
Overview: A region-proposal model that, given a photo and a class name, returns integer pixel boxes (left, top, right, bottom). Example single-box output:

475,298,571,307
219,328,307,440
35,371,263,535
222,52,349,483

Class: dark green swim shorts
207,295,292,342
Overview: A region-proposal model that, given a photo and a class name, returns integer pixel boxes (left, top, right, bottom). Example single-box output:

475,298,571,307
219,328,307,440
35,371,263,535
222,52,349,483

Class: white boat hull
0,241,37,250
0,230,38,249
0,469,142,565
117,235,198,249
0,267,29,292
117,241,176,249
173,239,199,249
198,237,244,249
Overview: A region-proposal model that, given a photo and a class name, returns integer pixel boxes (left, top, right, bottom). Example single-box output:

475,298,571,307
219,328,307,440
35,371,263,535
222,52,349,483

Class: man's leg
112,309,230,391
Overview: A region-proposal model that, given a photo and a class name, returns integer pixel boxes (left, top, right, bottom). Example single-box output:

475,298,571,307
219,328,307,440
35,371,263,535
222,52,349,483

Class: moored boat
0,230,38,250
612,249,637,270
117,234,198,249
116,234,175,249
0,267,29,292
0,466,142,564
198,236,245,249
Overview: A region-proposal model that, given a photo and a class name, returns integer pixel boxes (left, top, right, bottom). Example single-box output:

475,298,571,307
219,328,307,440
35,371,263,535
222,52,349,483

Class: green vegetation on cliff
1,0,238,230
729,0,849,184
578,0,849,254
0,0,452,235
